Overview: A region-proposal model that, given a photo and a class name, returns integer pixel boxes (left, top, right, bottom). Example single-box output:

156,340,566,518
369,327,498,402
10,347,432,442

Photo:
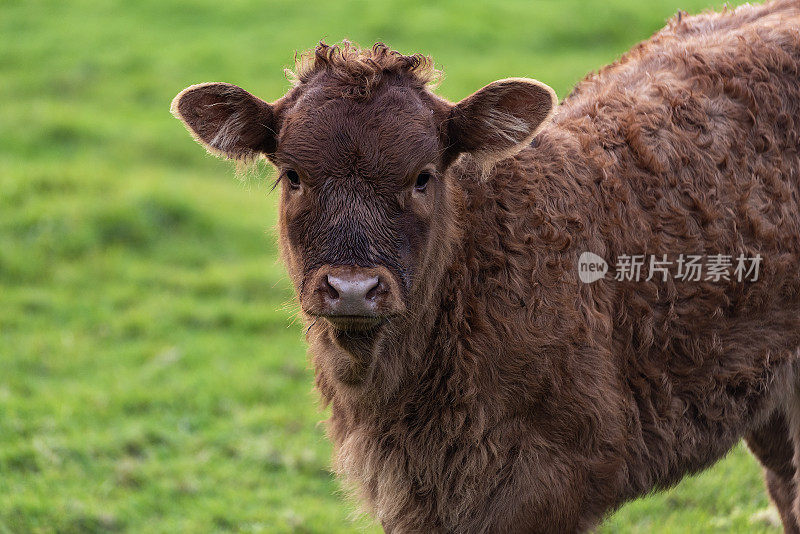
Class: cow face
273,83,444,333
171,43,556,351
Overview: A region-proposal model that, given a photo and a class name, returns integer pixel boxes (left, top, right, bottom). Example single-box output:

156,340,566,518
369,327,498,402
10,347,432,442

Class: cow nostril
322,275,340,300
365,277,382,301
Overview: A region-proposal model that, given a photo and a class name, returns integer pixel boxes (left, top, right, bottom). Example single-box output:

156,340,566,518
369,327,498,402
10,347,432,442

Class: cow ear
445,78,557,167
171,82,278,161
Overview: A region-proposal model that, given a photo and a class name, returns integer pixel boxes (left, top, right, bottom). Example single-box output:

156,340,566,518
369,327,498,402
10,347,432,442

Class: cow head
172,42,556,364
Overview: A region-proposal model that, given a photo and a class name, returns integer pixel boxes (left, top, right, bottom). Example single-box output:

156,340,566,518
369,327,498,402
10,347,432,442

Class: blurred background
0,0,782,532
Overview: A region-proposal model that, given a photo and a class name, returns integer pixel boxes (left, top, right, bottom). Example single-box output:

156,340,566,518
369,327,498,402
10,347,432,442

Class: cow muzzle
302,265,405,331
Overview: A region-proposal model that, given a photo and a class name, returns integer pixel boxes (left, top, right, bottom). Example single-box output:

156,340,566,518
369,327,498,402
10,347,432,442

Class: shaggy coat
172,1,800,531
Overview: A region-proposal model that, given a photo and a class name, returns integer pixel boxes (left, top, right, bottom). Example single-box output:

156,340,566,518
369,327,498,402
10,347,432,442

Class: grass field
0,0,786,532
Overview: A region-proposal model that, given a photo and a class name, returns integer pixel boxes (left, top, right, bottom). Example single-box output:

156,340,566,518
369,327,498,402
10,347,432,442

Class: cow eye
414,171,431,192
285,169,300,188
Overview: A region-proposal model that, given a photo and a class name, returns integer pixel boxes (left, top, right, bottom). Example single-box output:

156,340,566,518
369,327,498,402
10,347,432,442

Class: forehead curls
286,41,441,100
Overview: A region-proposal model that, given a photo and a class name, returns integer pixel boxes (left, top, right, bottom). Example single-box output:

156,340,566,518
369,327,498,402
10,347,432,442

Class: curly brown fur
172,1,800,531
288,41,440,100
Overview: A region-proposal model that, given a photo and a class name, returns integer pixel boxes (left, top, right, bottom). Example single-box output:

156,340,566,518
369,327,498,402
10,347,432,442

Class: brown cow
171,1,800,531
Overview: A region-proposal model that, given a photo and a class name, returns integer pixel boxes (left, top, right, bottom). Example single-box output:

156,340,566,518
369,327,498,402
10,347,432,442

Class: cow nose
321,272,381,316
304,265,405,325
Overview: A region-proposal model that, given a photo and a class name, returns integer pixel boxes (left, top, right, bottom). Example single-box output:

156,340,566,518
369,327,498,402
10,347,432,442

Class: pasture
0,0,781,531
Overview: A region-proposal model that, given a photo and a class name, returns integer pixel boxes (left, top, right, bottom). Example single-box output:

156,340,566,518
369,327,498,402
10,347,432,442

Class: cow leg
745,410,800,533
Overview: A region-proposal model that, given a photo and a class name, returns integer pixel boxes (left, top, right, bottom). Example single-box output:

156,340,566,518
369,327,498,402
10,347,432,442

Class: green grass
0,0,783,532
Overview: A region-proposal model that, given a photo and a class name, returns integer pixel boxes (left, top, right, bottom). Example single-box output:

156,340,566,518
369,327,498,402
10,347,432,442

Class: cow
171,1,800,531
